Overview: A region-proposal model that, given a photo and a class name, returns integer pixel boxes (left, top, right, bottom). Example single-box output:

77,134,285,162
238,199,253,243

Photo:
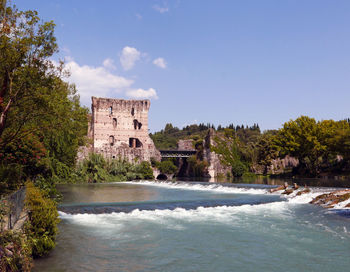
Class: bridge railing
159,150,197,158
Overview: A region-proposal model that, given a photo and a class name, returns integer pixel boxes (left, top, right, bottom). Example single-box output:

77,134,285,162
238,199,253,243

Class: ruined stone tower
90,96,160,162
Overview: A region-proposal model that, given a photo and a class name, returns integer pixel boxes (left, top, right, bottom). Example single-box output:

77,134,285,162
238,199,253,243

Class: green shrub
157,160,177,174
126,172,138,181
25,181,60,258
72,153,156,182
231,160,247,177
76,153,111,183
137,161,154,179
150,157,158,167
0,230,33,272
107,158,130,177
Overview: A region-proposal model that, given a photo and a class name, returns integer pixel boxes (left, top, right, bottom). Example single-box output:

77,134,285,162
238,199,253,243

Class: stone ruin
79,97,161,162
203,128,232,178
177,139,195,151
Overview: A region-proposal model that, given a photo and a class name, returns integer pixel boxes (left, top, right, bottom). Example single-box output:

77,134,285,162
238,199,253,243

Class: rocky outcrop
267,156,299,175
203,129,232,178
268,182,350,209
296,187,310,196
309,190,350,209
270,182,288,193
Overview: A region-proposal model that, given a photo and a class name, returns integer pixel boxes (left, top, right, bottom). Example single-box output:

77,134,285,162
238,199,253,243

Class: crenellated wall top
91,96,150,112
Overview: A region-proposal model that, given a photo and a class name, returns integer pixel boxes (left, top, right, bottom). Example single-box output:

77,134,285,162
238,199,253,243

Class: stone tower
90,96,160,162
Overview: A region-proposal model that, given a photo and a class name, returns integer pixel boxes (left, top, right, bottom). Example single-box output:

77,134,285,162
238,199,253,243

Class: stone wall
81,96,160,162
177,139,195,151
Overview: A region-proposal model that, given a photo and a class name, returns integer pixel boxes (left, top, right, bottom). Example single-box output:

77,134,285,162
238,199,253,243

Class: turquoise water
34,181,350,272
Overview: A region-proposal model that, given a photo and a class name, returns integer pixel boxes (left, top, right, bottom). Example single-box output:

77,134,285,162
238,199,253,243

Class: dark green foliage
231,160,247,177
0,164,24,196
187,156,208,177
25,181,60,258
157,160,177,174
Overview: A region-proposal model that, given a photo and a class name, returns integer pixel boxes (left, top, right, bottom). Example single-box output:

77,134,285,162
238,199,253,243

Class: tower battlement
92,97,150,112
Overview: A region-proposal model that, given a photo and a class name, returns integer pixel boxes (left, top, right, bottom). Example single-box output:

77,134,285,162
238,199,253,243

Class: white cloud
64,60,133,106
103,58,116,70
120,46,141,71
153,5,169,13
136,13,142,20
153,57,167,69
59,58,159,106
62,47,70,55
126,88,159,100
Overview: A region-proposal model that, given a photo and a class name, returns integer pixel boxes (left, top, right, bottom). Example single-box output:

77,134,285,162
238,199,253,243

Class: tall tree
0,3,57,143
0,3,88,187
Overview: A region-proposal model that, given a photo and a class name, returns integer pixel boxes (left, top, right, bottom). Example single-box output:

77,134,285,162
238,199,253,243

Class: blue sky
14,0,350,132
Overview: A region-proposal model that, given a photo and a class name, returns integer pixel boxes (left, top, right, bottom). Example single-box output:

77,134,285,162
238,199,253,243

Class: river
34,180,350,272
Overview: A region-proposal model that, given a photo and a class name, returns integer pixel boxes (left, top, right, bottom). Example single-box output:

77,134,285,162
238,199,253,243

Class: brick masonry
78,97,161,162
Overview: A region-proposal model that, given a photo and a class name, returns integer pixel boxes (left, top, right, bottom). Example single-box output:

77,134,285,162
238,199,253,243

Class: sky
13,0,350,132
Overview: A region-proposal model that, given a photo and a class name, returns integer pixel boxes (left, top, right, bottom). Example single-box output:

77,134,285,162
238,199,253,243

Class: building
88,96,160,162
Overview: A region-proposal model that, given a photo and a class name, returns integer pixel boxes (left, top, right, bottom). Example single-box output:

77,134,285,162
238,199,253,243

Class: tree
0,4,58,140
256,130,279,174
274,116,350,176
325,120,350,163
275,116,325,175
0,3,88,187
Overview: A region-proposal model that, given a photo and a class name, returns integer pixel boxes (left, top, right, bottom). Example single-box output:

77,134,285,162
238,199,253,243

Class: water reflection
57,183,159,204
178,176,350,188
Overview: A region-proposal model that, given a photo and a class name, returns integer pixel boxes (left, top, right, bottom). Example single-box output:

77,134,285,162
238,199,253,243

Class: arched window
109,106,113,115
109,135,114,146
113,118,117,128
129,138,142,148
133,119,142,130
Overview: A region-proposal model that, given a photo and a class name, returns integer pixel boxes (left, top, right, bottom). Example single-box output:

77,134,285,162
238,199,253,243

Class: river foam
58,181,350,229
124,180,336,205
59,200,293,228
124,180,269,194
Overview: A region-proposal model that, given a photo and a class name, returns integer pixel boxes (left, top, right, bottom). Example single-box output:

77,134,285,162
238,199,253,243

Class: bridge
160,149,196,158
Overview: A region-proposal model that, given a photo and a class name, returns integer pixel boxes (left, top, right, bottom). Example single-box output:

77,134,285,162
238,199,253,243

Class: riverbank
0,182,60,271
